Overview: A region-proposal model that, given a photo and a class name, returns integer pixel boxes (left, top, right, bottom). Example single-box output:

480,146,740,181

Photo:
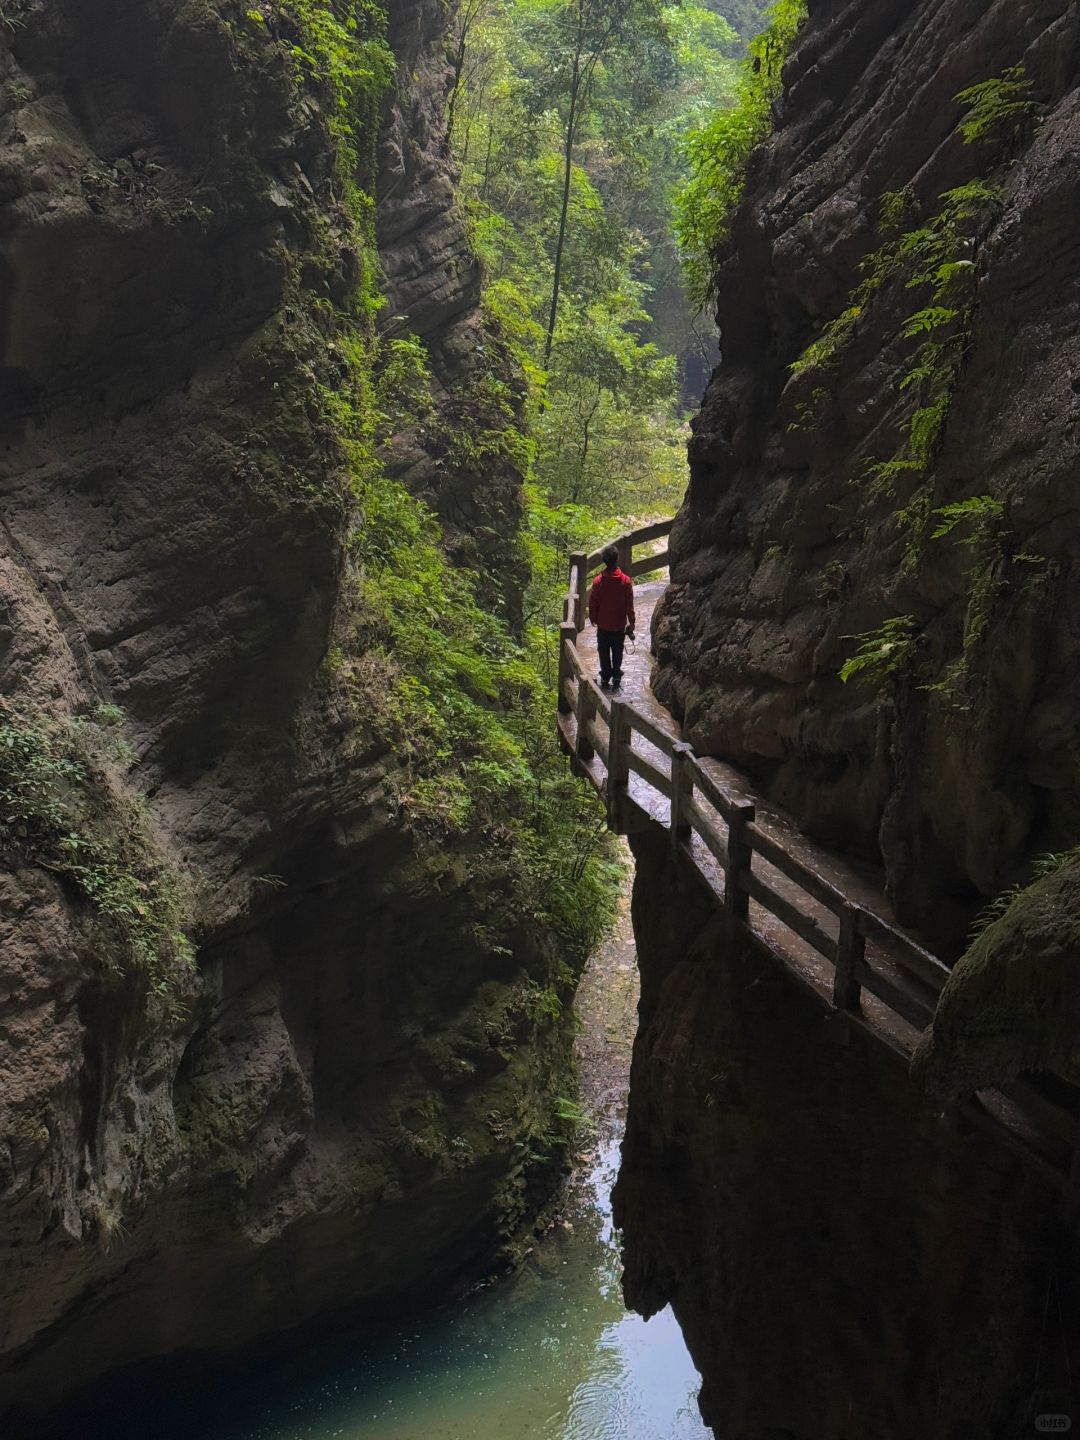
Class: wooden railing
556,518,1080,1205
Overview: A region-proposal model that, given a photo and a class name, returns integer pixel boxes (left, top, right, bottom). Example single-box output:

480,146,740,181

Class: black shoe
612,676,622,689
599,676,611,689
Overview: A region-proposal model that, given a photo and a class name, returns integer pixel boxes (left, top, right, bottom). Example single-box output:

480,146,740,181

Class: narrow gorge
1,0,1079,1437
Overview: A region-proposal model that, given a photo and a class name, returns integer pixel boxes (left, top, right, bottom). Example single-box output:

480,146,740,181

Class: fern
790,305,862,378
839,615,918,686
931,494,1005,542
899,340,949,392
879,186,918,234
896,489,934,573
862,456,924,498
909,396,952,465
932,259,976,291
955,66,1037,146
939,178,1003,220
902,306,959,339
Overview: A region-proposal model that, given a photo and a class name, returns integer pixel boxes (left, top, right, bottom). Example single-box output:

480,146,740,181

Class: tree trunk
543,56,582,368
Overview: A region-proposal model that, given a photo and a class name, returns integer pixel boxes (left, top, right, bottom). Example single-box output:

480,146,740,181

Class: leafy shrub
281,0,395,178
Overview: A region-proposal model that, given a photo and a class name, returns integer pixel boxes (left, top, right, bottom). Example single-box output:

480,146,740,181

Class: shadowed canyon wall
620,2,1080,1435
0,0,567,1424
616,831,1080,1439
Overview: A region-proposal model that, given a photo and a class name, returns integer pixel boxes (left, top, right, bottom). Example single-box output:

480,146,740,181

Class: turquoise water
79,1128,709,1440
205,1130,709,1440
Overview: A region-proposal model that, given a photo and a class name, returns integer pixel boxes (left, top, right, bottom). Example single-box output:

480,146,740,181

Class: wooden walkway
558,522,1080,1203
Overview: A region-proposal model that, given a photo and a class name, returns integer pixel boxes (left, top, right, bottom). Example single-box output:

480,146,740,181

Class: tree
446,0,496,153
537,0,668,365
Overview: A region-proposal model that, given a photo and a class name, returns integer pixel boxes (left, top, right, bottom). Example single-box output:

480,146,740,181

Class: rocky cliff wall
378,0,527,622
0,0,567,1425
654,0,1080,943
615,831,1079,1438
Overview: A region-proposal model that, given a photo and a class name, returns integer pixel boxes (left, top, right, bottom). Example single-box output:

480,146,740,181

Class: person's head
602,544,619,571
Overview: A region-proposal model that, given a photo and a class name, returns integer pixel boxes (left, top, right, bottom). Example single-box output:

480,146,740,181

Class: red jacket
589,567,635,631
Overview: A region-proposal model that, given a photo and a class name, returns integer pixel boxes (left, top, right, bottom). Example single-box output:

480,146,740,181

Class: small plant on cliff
374,334,435,440
0,2,26,36
929,494,1039,653
930,493,1005,543
838,615,918,687
955,65,1038,147
676,0,808,306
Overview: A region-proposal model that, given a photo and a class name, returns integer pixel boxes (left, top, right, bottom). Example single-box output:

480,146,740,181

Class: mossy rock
913,861,1080,1102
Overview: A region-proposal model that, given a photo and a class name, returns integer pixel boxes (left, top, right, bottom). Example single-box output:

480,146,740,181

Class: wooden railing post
607,699,631,834
833,903,865,1011
669,741,695,860
725,801,755,919
557,620,576,717
575,679,596,765
617,533,633,576
570,551,588,632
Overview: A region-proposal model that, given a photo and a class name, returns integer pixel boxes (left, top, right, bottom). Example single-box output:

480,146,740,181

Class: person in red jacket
588,544,635,689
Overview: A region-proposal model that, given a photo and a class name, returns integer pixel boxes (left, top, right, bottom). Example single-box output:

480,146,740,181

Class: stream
75,898,710,1440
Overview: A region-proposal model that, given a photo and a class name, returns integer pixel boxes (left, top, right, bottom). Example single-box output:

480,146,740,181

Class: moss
913,860,1080,1102
0,704,195,1004
177,1087,260,1186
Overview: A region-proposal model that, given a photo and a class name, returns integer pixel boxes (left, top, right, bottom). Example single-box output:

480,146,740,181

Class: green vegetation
930,494,1005,543
0,705,195,1000
839,615,918,688
676,0,807,306
450,0,743,525
788,66,1043,629
445,0,777,694
434,0,772,959
954,65,1038,146
929,494,1049,658
247,0,627,959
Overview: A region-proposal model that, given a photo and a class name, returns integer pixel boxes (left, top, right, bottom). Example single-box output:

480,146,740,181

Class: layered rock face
616,832,1078,1438
378,0,527,622
0,0,564,1424
654,0,1080,941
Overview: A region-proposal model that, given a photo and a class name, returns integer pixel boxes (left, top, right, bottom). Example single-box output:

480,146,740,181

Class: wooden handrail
583,518,675,581
625,705,676,756
555,519,1080,1204
632,517,675,546
629,549,670,578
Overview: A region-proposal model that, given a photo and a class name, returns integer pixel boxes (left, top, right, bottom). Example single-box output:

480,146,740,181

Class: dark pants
597,628,625,683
